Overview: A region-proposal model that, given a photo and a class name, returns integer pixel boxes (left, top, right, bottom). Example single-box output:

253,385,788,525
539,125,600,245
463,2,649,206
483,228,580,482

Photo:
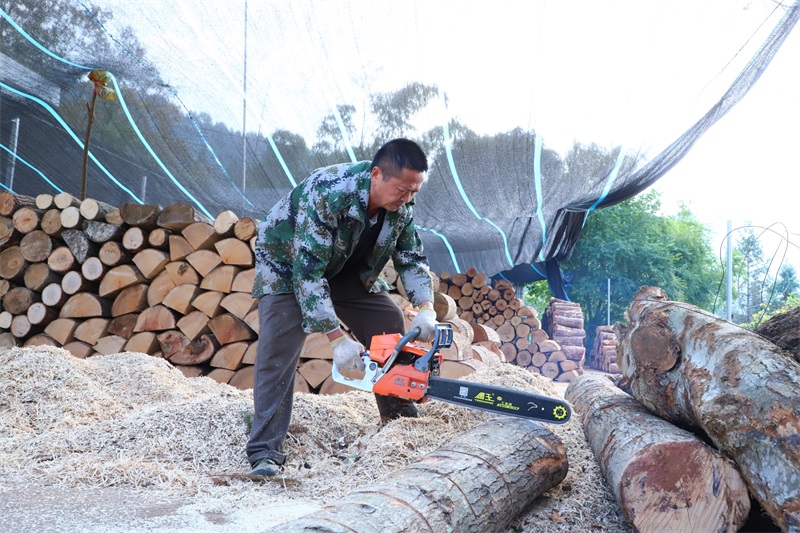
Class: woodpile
0,192,506,395
0,191,271,390
588,325,619,373
436,270,585,383
617,286,800,531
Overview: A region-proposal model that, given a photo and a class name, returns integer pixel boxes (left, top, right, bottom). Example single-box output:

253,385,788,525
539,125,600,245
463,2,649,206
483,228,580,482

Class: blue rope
416,225,461,273
437,87,514,268
584,150,626,227
0,80,142,203
533,135,547,261
0,142,64,194
74,1,258,214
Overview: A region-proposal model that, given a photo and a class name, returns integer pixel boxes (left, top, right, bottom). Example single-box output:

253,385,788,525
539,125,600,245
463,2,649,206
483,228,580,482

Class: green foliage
553,188,721,348
740,293,800,330
523,280,551,313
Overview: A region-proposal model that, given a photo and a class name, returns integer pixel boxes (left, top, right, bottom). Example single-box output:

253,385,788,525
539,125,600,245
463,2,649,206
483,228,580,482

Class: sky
94,0,800,279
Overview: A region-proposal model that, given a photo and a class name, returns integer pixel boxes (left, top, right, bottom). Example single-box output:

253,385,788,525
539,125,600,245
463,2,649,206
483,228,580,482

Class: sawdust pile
0,346,632,532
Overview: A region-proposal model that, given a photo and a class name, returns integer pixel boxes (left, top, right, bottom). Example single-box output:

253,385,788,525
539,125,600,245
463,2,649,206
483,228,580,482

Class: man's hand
411,305,437,342
330,335,366,372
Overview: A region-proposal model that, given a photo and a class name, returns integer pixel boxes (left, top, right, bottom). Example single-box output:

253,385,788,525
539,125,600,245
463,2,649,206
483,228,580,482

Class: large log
618,286,800,531
265,417,568,533
565,373,750,532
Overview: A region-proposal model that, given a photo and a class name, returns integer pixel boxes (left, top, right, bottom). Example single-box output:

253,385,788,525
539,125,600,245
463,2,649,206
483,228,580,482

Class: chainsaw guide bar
332,324,572,424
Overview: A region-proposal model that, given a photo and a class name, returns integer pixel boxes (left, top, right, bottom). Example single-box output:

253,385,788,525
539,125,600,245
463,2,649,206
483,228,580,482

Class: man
248,138,438,477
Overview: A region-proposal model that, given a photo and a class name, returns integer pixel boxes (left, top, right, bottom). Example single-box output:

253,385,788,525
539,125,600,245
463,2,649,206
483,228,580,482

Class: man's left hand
411,306,437,342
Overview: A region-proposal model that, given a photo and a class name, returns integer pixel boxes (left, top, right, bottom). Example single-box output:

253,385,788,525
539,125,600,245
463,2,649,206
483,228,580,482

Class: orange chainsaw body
368,333,441,401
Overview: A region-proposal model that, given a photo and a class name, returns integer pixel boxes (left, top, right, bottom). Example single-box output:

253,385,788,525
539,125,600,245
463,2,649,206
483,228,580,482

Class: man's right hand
330,335,366,372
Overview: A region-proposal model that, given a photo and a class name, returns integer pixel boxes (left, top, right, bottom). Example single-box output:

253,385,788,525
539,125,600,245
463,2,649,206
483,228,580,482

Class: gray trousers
246,272,407,466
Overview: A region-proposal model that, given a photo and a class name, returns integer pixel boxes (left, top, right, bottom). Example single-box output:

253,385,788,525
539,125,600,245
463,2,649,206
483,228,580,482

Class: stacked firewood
0,192,508,394
543,298,586,363
0,191,265,387
436,269,585,382
589,325,619,373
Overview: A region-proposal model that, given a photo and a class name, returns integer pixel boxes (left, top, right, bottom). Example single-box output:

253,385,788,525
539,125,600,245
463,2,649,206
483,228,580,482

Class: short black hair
372,138,428,179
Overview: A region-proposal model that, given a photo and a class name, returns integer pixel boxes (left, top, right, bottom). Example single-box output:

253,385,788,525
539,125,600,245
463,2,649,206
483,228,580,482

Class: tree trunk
565,373,750,532
132,248,170,279
233,216,257,241
24,262,62,292
79,198,116,221
266,417,567,533
213,209,239,236
3,287,38,315
98,264,147,298
40,209,64,237
181,221,220,251
618,286,800,531
207,313,254,344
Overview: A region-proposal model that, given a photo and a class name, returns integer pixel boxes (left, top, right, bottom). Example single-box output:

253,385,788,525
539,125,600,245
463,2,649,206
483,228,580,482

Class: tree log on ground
618,286,800,531
565,373,750,533
265,417,568,533
754,305,800,364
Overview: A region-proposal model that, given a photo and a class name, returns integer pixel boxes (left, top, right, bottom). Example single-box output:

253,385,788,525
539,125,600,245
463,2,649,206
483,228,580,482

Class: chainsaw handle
370,327,421,384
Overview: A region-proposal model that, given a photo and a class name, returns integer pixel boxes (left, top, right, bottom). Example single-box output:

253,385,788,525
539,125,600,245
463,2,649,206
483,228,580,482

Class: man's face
369,166,426,213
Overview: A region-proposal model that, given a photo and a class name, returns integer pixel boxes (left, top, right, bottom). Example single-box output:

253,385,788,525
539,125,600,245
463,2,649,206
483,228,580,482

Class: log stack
0,192,506,395
618,286,800,531
588,325,619,373
436,269,585,383
543,297,586,364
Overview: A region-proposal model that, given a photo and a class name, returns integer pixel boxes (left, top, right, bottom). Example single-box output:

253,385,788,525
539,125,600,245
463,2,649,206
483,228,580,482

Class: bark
618,286,800,531
156,203,212,231
754,305,800,364
565,373,750,532
266,417,568,533
0,192,37,216
82,220,123,243
120,203,162,230
61,229,98,264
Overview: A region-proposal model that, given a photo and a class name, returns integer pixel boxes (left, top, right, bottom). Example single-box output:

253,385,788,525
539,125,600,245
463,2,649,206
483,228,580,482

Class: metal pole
241,0,248,195
726,220,733,321
7,117,20,191
141,175,147,203
607,278,611,325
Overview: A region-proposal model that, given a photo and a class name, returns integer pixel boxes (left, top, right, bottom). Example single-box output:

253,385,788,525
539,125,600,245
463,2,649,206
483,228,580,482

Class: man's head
368,139,428,215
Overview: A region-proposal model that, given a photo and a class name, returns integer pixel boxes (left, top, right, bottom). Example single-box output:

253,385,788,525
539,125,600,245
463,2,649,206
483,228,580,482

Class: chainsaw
331,323,571,424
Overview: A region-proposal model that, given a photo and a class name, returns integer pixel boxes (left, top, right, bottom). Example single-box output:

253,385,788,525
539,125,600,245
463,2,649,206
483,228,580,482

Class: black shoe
250,458,279,477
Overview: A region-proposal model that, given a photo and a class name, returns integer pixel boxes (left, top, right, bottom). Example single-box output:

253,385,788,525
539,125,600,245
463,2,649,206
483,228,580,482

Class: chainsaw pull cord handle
370,327,421,384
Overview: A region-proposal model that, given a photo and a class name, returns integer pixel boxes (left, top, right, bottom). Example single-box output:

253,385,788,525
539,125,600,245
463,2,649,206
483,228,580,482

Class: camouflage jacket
252,161,434,333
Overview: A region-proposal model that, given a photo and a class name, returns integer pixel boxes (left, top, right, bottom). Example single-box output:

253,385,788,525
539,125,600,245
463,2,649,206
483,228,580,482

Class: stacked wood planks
436,269,586,383
588,325,619,372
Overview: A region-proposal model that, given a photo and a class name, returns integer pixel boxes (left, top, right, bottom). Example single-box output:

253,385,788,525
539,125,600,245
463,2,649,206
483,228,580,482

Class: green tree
731,226,771,323
553,190,721,348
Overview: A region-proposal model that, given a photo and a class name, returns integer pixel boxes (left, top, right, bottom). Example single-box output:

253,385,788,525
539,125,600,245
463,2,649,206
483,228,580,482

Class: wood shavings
0,346,632,532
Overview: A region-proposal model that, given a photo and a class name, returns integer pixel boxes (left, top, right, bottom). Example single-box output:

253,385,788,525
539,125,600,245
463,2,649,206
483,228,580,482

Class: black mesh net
2,0,798,288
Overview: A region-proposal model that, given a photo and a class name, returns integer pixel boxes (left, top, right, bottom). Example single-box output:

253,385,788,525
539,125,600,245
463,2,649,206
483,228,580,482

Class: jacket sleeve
392,208,434,307
292,184,341,334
